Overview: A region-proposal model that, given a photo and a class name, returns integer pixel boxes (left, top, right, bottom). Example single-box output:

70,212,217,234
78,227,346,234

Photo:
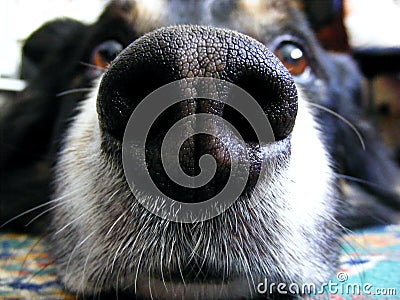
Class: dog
1,0,400,299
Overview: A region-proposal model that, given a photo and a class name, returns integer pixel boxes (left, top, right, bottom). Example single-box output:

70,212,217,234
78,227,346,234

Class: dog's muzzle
97,25,298,204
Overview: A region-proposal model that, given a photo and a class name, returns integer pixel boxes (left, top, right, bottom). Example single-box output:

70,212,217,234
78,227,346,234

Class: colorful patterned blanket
1,225,400,299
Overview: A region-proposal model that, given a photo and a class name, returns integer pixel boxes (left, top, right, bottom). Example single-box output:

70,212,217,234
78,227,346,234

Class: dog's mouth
135,276,258,300
123,219,276,300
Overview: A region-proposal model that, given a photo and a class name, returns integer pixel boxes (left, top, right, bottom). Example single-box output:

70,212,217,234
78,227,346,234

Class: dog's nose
98,25,297,203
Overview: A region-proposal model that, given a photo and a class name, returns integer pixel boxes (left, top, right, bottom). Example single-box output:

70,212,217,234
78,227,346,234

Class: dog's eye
274,43,308,76
91,40,123,69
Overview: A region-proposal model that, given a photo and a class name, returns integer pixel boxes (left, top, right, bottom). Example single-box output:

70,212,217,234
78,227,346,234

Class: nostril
222,44,298,141
98,61,175,140
232,73,297,141
222,105,258,143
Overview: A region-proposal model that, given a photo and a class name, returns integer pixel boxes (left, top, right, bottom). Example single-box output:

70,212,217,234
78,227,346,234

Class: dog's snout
98,25,298,203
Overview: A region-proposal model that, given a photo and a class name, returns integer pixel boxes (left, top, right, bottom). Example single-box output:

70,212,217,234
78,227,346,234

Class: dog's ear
325,53,400,228
1,18,89,167
0,19,91,232
21,18,86,81
301,0,341,29
299,0,349,52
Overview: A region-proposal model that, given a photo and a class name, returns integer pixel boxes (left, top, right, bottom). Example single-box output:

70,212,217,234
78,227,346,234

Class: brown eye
274,43,308,76
92,40,123,69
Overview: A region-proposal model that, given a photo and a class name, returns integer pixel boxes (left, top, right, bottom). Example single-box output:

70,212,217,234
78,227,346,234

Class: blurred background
1,0,399,77
0,0,107,80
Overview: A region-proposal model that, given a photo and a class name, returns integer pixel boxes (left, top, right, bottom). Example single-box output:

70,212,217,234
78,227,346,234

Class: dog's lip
153,276,229,285
150,267,233,285
135,275,254,300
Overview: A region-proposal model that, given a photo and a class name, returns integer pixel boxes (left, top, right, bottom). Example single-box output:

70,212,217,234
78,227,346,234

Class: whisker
0,191,77,228
109,235,129,275
337,173,391,190
330,210,355,236
26,259,54,283
148,264,154,300
134,246,146,295
93,258,107,297
308,102,366,151
24,200,69,227
65,232,96,280
177,223,187,287
104,190,125,237
105,211,127,237
54,209,94,235
168,237,176,267
177,254,186,288
339,231,369,287
18,235,46,277
238,245,254,299
56,88,93,97
159,226,168,292
110,216,148,273
80,241,98,296
52,196,102,236
80,61,107,71
115,251,124,300
222,239,230,292
1,204,49,228
194,231,211,281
